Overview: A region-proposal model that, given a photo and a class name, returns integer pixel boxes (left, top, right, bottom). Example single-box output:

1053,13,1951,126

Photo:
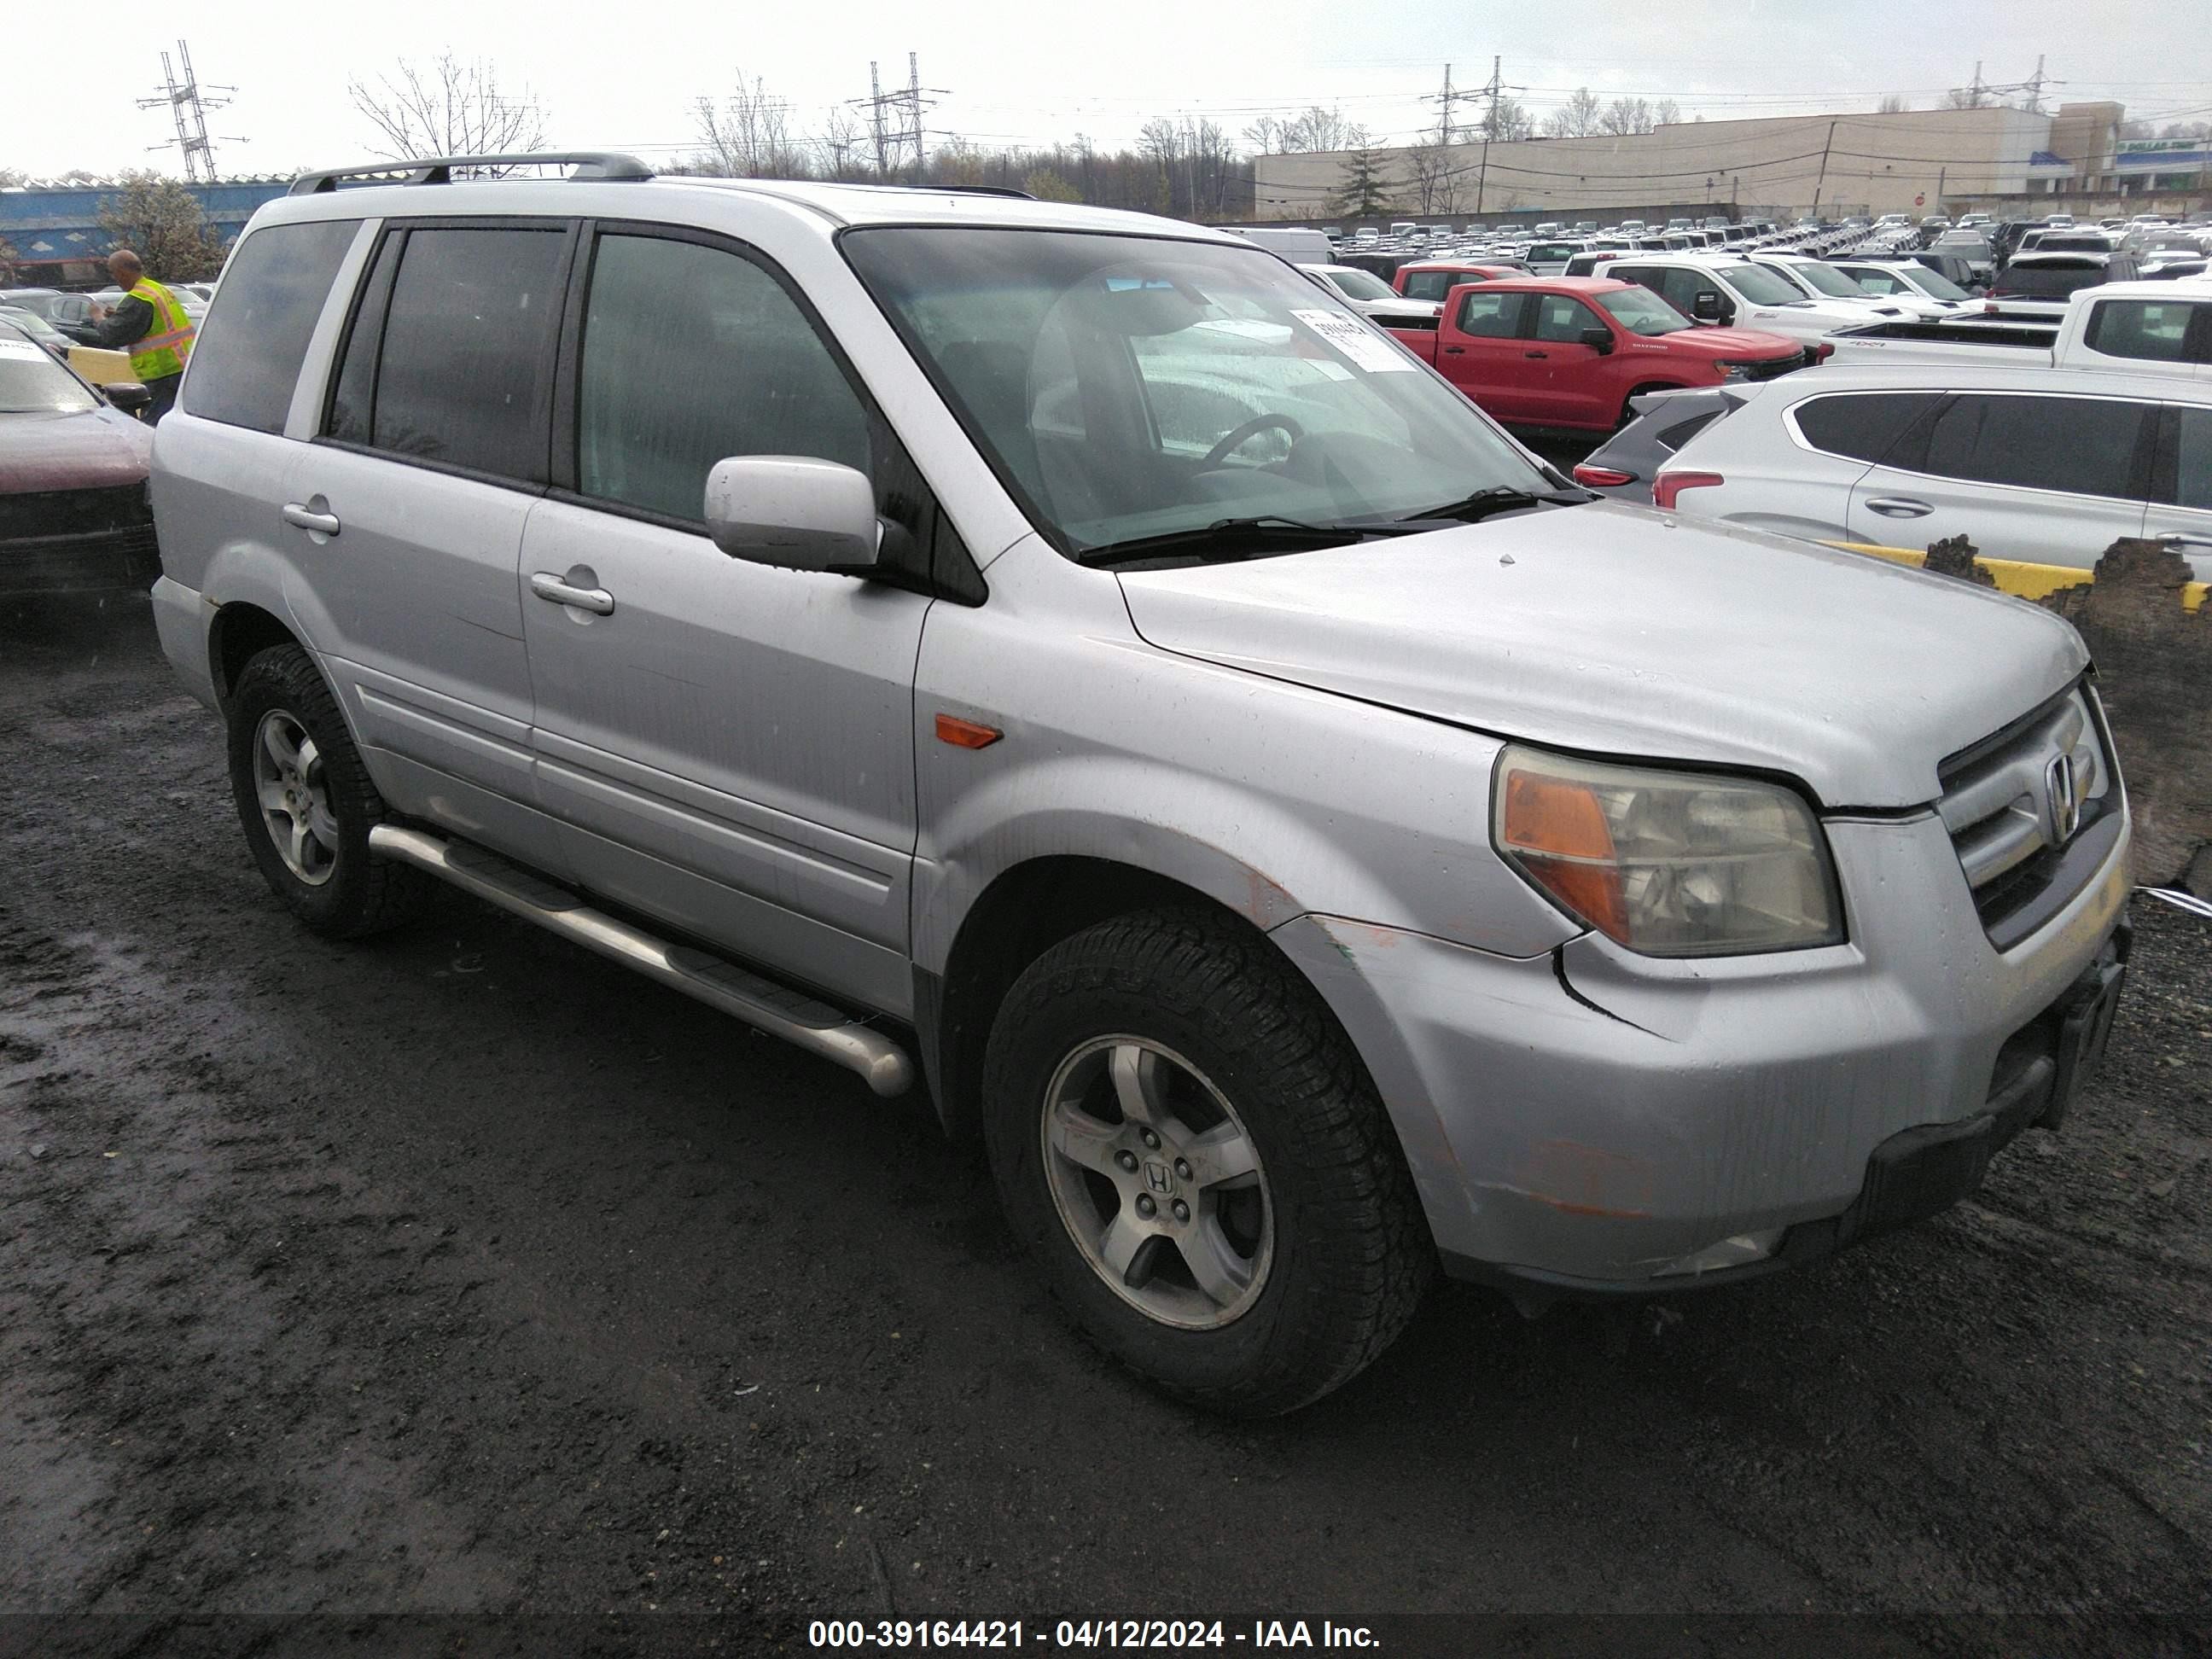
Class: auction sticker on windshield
0,340,47,360
1289,309,1417,373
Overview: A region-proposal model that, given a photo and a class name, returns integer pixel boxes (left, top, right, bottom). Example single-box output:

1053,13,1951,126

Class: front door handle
281,502,340,537
530,572,616,615
1864,496,1934,519
2157,532,2212,550
1523,350,1550,358
1441,344,1466,354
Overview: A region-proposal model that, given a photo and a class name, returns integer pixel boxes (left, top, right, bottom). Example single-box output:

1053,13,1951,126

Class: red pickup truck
1388,276,1807,431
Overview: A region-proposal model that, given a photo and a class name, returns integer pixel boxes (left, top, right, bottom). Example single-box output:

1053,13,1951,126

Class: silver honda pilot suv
148,155,2133,1413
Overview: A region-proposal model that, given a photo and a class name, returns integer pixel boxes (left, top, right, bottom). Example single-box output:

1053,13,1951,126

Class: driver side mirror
1691,290,1726,322
1578,326,1615,354
102,381,153,417
703,456,883,575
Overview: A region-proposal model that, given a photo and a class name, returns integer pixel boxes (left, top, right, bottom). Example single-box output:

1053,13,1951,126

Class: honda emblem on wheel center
1144,1160,1173,1194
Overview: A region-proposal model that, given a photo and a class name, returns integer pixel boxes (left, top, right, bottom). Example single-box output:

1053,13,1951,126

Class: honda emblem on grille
2046,753,2081,844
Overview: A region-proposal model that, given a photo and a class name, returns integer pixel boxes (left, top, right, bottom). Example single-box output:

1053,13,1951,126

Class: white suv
1655,362,2212,576
1598,253,1882,345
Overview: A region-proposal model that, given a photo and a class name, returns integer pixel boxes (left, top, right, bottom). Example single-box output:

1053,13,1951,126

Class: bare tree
348,53,550,160
1653,99,1683,127
1598,96,1655,137
1543,88,1605,138
1405,145,1459,213
1876,94,1911,114
693,70,810,178
1481,96,1534,143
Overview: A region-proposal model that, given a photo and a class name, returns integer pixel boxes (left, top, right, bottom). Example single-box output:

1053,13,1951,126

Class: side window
1922,395,2148,500
1532,295,1601,342
1850,270,1904,294
2082,300,2199,364
1792,393,1944,464
182,218,358,434
2168,408,2212,512
577,233,869,521
327,225,567,481
1455,291,1526,338
1402,271,1453,302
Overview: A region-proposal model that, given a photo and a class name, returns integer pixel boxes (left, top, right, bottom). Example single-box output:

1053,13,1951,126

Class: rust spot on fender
1522,1138,1656,1220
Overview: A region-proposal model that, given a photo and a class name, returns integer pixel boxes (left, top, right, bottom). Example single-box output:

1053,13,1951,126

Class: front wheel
982,910,1431,1415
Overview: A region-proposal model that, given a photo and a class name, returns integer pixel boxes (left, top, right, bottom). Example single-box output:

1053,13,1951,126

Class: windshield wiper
1073,515,1411,568
1394,486,1596,525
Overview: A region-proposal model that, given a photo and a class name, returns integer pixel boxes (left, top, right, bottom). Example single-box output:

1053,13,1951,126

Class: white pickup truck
1821,282,2212,374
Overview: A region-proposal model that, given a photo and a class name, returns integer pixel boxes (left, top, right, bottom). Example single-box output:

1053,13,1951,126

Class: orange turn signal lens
1499,770,1629,940
934,713,1004,749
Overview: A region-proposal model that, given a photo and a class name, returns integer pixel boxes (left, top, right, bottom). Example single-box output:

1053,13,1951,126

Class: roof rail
932,184,1033,200
288,152,655,195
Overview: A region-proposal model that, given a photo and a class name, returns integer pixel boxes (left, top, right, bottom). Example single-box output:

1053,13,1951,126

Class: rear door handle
1864,496,1934,519
2157,532,2212,550
280,502,340,537
530,571,616,615
1523,350,1549,358
1441,344,1466,354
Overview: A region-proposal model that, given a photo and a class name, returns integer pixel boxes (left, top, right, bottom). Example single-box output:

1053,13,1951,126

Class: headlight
1493,745,1843,956
1717,361,1754,381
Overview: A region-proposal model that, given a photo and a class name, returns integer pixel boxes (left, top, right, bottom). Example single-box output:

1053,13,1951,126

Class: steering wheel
1202,413,1306,469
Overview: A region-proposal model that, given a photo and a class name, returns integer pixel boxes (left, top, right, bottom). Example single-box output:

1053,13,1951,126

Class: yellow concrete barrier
1826,541,2207,616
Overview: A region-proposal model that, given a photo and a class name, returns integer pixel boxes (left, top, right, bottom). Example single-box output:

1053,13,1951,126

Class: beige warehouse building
1253,103,2122,223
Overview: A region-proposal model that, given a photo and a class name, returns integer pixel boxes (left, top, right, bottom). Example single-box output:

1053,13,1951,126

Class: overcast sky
5,0,2207,179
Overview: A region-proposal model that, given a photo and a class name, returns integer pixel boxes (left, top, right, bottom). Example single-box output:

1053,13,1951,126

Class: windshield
844,228,1554,557
1723,264,1813,306
0,336,96,413
1596,287,1691,336
1323,267,1398,302
1773,260,1865,300
0,306,67,347
1906,265,1970,300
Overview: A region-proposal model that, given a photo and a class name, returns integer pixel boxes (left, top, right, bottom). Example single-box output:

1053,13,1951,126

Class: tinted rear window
1922,394,2148,500
2000,263,2106,297
181,218,358,434
332,225,566,481
2083,299,2212,364
1791,393,1943,463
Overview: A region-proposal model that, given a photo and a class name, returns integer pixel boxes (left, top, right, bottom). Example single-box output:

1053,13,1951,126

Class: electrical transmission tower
847,54,946,178
1423,63,1474,148
136,39,236,182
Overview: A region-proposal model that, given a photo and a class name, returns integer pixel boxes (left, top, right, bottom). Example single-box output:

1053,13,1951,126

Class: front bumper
1275,807,2133,1290
0,523,161,596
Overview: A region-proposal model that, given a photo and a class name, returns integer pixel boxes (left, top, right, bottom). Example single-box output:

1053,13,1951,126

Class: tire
981,908,1431,1415
225,643,423,939
1618,382,1674,430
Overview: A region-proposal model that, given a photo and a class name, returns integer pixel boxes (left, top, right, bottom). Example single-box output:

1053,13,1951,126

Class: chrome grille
1938,688,2113,935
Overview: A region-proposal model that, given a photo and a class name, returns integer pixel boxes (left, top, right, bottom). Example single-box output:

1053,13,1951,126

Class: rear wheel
982,909,1431,1415
225,643,423,939
1618,381,1675,430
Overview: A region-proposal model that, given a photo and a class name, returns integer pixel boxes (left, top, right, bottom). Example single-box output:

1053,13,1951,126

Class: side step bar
367,824,915,1098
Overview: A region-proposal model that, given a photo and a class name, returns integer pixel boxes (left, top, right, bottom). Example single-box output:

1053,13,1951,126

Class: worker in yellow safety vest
84,248,197,424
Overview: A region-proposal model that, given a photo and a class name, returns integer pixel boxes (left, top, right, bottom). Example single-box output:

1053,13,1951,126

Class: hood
0,406,152,495
1738,300,1893,331
1117,504,2087,810
1635,326,1802,359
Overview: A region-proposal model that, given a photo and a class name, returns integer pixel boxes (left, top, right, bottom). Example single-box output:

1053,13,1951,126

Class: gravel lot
3,595,2209,1649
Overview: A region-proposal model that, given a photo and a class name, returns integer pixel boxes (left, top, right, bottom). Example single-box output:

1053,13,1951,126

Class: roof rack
289,152,655,196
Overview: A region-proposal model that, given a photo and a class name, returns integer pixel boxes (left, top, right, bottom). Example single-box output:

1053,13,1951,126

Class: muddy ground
2,596,2209,1655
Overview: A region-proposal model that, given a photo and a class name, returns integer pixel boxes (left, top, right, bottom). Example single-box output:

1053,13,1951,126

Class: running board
367,824,914,1097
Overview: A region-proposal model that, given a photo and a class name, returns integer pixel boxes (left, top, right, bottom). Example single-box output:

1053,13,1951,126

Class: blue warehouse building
0,178,291,286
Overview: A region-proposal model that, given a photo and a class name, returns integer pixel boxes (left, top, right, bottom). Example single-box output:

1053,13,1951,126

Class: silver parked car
148,155,2133,1413
1652,363,2212,577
